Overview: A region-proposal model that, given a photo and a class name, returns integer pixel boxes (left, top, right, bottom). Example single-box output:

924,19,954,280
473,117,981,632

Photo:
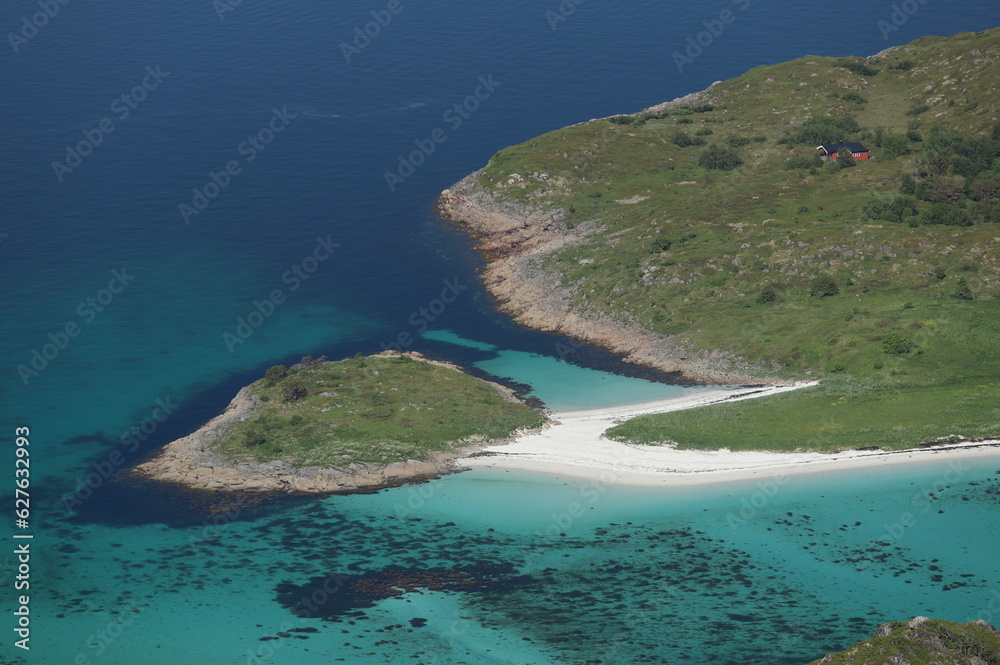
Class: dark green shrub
889,60,914,70
934,266,947,280
609,115,635,125
922,203,972,227
791,115,862,145
281,378,308,402
241,427,266,448
785,154,823,170
969,173,1000,202
809,275,839,298
698,145,743,171
841,92,868,104
695,127,714,136
978,199,1000,225
882,333,914,355
952,278,974,300
838,59,880,76
650,237,672,253
860,196,918,224
899,174,917,195
264,364,288,385
880,134,910,159
756,286,777,305
677,117,693,124
906,104,929,116
837,148,857,168
691,103,714,113
299,354,327,368
673,131,706,147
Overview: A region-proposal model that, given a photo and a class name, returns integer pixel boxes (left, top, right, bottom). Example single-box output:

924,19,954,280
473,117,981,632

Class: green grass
216,355,547,468
471,28,1000,452
608,300,1000,451
805,619,1000,665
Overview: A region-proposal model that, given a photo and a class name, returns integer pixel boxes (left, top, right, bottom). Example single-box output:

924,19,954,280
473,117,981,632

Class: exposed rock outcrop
437,170,787,386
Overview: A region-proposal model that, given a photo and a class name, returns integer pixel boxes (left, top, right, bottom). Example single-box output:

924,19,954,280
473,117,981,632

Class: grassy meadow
216,355,546,468
476,29,1000,451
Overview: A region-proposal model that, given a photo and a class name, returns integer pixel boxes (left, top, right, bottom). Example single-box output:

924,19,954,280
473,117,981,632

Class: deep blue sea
2,0,999,662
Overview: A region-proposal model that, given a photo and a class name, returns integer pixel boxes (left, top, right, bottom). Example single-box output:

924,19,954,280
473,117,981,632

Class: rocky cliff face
437,170,788,386
808,617,1000,665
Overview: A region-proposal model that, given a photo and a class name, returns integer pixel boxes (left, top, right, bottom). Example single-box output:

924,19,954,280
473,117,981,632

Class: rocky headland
436,169,786,386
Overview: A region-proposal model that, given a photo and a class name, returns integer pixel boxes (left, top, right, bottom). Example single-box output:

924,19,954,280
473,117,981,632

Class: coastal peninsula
438,28,1000,453
134,352,546,494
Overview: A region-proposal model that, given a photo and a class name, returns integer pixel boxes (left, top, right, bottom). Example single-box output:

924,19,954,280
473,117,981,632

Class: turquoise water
24,460,1000,664
423,329,705,410
474,349,700,411
3,0,999,661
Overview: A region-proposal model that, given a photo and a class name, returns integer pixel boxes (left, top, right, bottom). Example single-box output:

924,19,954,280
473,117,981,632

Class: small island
134,352,547,494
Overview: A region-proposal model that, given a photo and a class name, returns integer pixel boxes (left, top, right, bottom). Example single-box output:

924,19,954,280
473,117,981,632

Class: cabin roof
817,142,869,154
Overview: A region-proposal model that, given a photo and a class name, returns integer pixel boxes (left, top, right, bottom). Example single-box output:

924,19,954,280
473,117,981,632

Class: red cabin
818,142,871,161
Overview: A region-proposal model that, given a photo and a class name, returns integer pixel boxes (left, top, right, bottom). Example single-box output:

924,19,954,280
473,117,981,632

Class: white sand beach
458,382,1000,486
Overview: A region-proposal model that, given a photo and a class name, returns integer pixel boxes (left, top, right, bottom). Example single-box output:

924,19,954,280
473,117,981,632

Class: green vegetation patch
474,28,1000,452
805,619,1000,665
608,300,1000,451
216,355,546,468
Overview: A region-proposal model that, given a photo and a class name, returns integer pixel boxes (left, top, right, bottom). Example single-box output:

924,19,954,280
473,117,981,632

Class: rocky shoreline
436,168,787,386
132,352,541,495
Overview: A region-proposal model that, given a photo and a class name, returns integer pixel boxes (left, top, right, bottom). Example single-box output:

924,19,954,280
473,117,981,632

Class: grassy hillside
215,354,546,468
805,618,1000,665
475,29,1000,451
